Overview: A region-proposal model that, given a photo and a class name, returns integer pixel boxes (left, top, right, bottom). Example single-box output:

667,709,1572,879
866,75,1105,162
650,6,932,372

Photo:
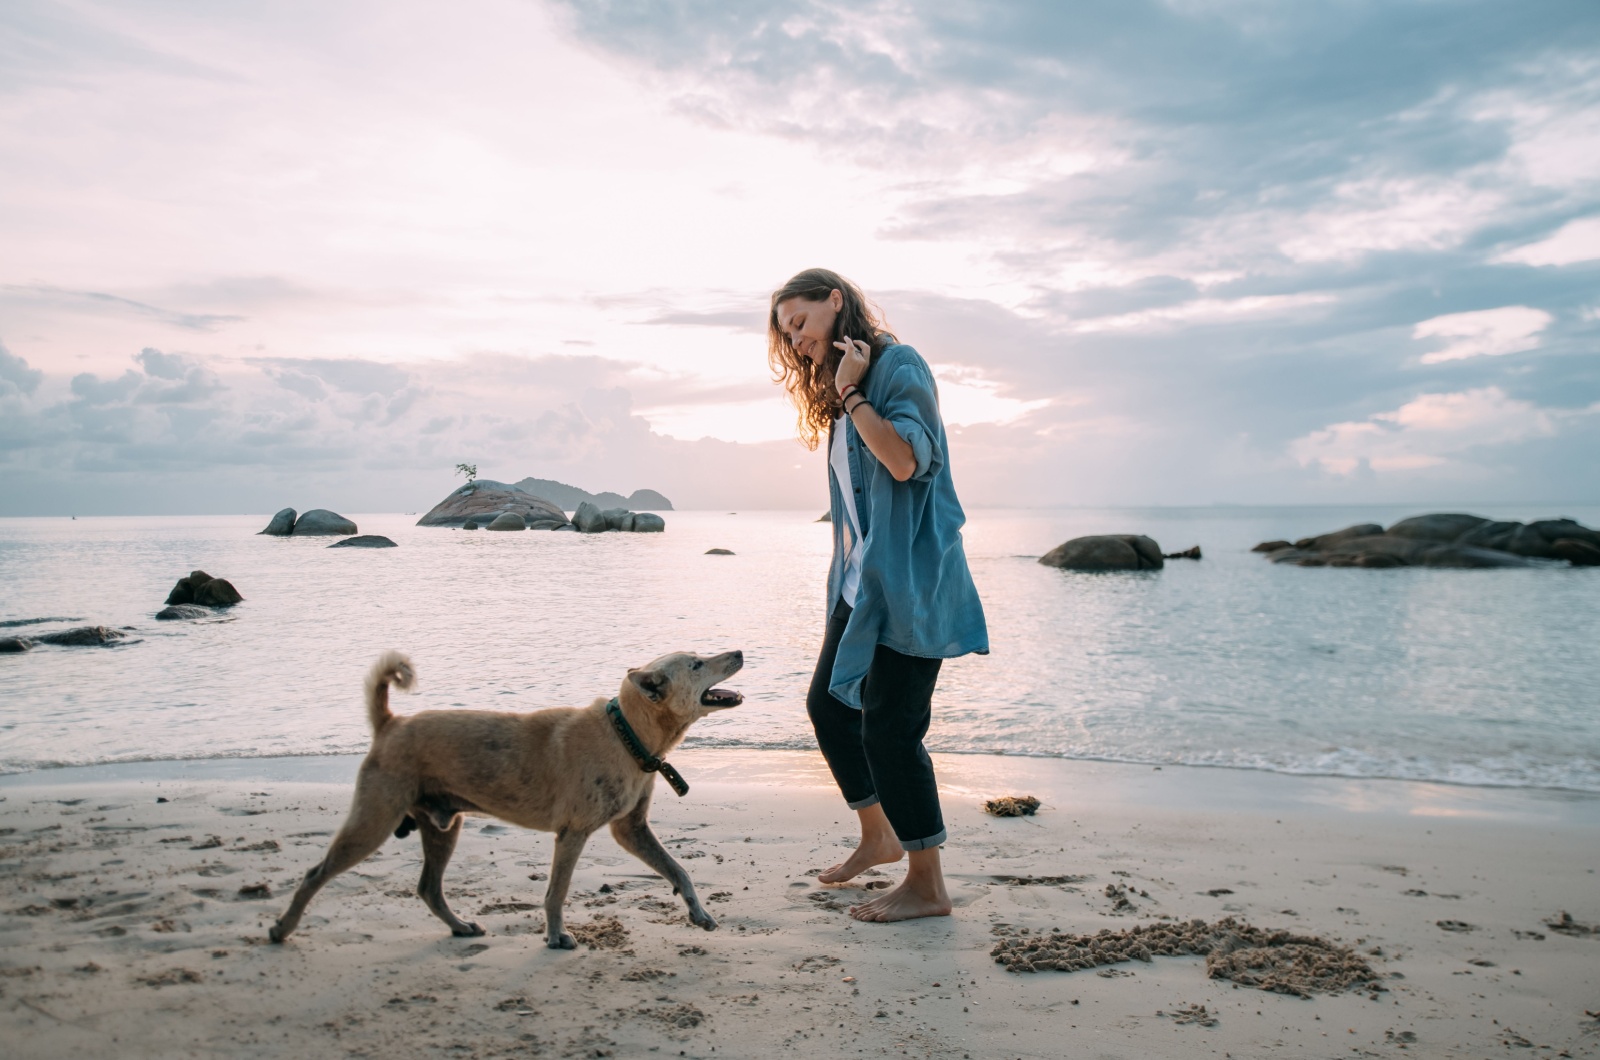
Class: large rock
415,480,569,529
328,535,398,548
258,508,296,536
293,509,358,535
1039,534,1164,571
572,501,607,533
0,637,32,653
1552,539,1600,566
486,513,526,531
1385,513,1489,543
601,508,635,532
35,625,128,647
165,570,244,607
1293,523,1383,551
632,513,665,533
156,604,211,620
1258,512,1600,569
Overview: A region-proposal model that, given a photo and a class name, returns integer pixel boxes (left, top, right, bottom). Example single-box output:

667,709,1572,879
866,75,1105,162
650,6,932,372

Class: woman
768,268,988,923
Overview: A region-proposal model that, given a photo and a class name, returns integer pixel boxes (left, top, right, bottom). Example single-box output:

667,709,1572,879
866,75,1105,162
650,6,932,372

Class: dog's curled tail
365,650,416,732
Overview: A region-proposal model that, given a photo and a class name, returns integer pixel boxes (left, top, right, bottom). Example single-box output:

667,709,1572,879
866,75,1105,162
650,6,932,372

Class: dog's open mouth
700,687,743,708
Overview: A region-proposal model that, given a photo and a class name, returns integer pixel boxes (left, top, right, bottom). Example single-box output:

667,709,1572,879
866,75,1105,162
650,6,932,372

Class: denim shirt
826,343,989,707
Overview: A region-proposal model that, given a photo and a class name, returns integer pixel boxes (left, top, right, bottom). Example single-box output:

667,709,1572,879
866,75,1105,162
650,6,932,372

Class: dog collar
605,698,689,797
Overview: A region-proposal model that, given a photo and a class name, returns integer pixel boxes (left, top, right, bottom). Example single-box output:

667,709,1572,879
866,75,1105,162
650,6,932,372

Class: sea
2,505,1597,793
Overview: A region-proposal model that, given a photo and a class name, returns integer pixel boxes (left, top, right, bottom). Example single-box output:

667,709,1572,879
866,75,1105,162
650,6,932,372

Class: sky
2,0,1597,516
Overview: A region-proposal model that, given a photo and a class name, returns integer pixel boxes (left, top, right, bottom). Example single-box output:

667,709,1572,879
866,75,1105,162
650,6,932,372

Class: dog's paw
268,923,287,943
689,907,718,932
452,922,485,938
546,932,576,950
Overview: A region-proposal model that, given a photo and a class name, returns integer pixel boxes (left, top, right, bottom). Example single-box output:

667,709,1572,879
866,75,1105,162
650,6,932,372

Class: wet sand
2,750,1597,1058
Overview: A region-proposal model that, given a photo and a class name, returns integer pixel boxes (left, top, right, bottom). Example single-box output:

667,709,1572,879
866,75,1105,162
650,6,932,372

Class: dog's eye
693,660,702,670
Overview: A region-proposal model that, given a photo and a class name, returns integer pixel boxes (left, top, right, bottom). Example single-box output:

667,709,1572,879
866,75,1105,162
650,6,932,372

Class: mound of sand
990,916,1381,998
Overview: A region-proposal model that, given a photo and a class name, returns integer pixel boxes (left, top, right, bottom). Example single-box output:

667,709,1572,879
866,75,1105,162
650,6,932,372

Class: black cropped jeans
806,601,946,850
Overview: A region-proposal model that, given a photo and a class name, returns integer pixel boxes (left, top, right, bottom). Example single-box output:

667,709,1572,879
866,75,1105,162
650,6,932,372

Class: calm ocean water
2,505,1597,792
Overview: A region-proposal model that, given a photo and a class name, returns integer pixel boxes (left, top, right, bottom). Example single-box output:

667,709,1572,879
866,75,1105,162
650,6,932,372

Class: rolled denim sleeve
878,361,943,482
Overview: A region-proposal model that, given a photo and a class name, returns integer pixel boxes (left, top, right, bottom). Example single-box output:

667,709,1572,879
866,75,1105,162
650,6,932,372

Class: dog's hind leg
269,768,408,943
415,813,482,937
609,797,717,932
542,826,592,950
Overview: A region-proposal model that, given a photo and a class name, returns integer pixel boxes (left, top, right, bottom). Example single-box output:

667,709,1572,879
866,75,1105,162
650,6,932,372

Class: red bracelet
839,383,858,401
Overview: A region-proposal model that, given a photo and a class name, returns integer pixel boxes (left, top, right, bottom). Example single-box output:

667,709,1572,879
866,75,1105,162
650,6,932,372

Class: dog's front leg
542,826,590,950
609,802,716,932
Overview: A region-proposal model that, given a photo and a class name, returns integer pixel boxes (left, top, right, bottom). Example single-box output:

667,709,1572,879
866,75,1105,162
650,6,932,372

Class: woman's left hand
833,336,872,391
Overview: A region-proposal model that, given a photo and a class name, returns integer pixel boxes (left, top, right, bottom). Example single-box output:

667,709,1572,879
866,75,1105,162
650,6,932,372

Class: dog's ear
628,667,669,703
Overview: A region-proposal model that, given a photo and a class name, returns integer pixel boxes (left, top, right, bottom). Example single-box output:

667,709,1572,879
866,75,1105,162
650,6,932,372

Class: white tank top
830,417,864,606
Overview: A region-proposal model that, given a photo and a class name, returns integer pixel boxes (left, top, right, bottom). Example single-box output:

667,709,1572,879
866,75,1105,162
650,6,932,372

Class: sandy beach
2,750,1597,1059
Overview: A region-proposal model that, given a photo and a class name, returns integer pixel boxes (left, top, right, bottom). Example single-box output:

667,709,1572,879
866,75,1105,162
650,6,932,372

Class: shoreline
4,748,1598,1057
5,747,1599,820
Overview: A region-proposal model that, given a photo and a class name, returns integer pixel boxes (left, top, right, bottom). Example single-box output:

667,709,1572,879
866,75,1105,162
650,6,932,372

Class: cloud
0,342,43,397
1413,306,1552,364
134,347,190,379
0,285,245,331
1494,215,1600,266
1289,386,1572,476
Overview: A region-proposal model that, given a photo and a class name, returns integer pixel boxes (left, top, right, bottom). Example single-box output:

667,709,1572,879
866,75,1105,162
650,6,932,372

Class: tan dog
269,648,743,949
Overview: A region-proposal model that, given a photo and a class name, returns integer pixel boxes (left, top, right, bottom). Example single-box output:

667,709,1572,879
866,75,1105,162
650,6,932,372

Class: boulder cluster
571,501,665,534
414,480,664,533
165,570,244,607
1255,513,1600,568
258,508,358,536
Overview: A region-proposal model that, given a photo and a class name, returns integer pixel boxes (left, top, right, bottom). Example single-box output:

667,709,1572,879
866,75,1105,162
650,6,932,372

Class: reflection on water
1,505,1597,791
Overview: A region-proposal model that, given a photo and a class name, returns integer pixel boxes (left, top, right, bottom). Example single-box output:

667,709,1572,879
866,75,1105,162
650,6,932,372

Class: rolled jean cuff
899,827,946,852
846,793,881,811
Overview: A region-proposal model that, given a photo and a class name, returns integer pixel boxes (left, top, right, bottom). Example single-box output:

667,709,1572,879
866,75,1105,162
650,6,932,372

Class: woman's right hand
833,336,872,392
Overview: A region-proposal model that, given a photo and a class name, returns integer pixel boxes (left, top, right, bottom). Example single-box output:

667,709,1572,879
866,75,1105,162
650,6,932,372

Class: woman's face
775,290,843,368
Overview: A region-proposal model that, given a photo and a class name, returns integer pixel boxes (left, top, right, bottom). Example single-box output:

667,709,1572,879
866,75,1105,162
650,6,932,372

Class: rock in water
0,637,32,653
486,513,526,531
1385,513,1488,543
192,578,243,606
258,508,296,536
705,548,734,555
292,509,358,535
1258,512,1600,568
166,570,215,605
327,535,399,548
462,519,479,530
632,513,665,533
35,626,127,647
165,570,244,607
1039,535,1164,571
156,605,210,620
816,511,831,523
601,508,635,532
1552,539,1600,566
573,501,607,533
1163,545,1202,560
415,480,569,529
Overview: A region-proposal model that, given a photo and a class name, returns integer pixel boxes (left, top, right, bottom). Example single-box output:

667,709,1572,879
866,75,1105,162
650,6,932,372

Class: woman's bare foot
849,846,951,922
817,803,904,884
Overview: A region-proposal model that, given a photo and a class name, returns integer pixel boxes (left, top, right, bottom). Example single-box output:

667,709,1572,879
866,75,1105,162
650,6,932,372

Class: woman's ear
829,288,843,312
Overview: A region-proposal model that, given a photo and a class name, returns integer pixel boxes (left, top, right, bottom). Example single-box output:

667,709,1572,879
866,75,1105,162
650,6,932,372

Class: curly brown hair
768,268,895,450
